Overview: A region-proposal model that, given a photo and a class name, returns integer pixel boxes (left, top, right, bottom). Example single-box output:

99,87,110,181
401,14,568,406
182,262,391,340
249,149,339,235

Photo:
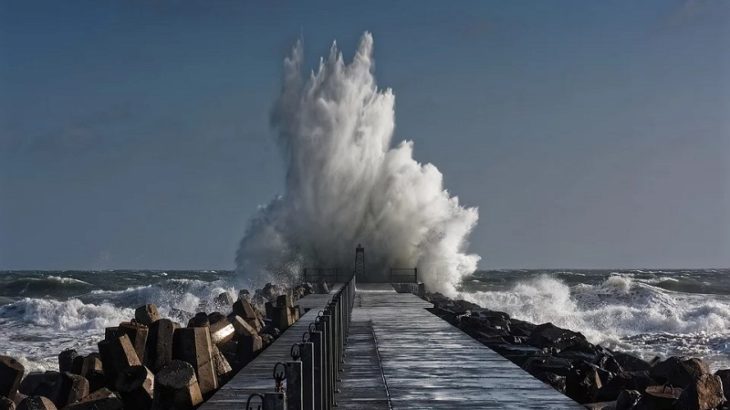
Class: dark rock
716,369,730,401
134,304,160,326
649,356,710,388
187,312,209,328
613,352,651,372
523,356,573,378
565,361,605,403
54,372,88,407
63,388,123,410
615,389,642,410
584,402,616,410
527,322,590,353
16,396,55,410
539,372,567,393
145,318,174,373
153,361,203,410
0,357,24,401
115,365,153,409
596,354,623,374
509,319,537,337
675,373,726,410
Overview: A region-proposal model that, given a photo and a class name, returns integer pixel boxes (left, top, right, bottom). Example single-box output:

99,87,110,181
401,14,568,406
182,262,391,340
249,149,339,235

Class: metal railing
246,275,356,410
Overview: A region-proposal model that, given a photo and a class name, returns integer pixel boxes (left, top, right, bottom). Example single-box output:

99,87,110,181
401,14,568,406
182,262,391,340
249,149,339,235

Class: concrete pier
201,283,580,409
339,284,582,409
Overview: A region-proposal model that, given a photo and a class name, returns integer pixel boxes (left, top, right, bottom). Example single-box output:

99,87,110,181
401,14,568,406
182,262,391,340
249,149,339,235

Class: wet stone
134,304,160,326
153,361,203,410
676,373,726,410
650,356,710,388
115,365,153,410
615,389,641,410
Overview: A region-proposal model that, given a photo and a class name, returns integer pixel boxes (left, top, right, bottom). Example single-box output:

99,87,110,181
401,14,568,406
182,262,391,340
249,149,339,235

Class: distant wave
461,274,730,369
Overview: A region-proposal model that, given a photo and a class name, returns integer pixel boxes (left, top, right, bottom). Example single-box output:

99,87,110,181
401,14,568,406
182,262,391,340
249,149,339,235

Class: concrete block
118,321,149,363
232,298,257,320
172,327,218,395
277,293,293,308
103,327,121,341
153,361,203,410
230,315,257,337
289,306,300,322
57,350,78,375
63,388,123,410
187,312,210,328
0,395,14,410
207,312,225,325
145,318,174,373
18,373,58,400
54,372,88,407
115,365,153,409
134,304,160,326
211,346,232,382
79,354,104,392
209,318,236,346
272,306,293,331
214,292,234,308
236,335,262,364
16,396,56,410
0,356,24,400
97,334,141,386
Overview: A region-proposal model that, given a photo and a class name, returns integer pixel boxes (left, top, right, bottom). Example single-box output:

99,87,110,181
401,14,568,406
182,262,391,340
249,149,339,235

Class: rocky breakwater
426,293,729,410
0,282,320,410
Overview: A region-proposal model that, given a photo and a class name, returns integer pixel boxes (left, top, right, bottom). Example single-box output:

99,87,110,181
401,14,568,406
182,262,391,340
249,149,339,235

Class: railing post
296,342,315,410
285,362,302,410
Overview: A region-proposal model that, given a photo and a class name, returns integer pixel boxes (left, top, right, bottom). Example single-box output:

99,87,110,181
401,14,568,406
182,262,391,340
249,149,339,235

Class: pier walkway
339,283,582,409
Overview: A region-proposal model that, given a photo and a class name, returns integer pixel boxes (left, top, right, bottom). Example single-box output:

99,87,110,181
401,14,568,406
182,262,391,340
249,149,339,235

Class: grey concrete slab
338,290,583,409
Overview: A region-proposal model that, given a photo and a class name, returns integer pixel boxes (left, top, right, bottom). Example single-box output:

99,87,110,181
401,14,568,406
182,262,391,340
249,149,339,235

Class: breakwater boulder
2,281,317,409
424,292,729,409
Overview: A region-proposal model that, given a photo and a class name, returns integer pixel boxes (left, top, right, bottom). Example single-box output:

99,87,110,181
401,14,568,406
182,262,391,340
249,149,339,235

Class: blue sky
1,1,728,269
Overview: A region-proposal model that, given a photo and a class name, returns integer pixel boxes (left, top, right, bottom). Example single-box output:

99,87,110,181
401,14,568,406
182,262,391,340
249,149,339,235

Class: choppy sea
1,269,728,372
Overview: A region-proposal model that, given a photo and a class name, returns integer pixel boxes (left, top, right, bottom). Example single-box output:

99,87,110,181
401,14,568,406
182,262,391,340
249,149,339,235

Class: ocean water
1,269,728,372
459,269,730,371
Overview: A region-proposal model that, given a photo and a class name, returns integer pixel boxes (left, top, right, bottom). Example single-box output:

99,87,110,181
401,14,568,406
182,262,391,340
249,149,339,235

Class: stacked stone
426,292,729,410
0,281,315,410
